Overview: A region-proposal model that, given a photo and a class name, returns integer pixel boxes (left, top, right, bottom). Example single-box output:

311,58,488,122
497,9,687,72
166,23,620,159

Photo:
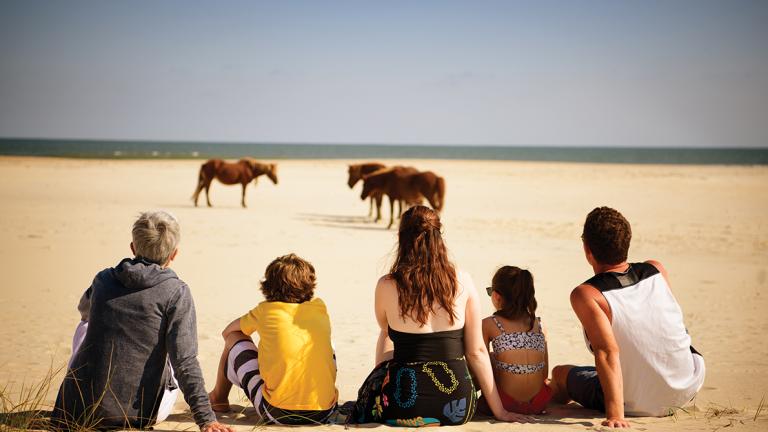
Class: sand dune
0,156,766,431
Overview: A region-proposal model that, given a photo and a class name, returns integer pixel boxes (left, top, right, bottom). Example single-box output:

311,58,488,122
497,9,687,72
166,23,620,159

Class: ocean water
1,138,766,165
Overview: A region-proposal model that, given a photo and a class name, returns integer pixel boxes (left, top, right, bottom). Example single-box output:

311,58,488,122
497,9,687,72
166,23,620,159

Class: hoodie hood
113,257,178,291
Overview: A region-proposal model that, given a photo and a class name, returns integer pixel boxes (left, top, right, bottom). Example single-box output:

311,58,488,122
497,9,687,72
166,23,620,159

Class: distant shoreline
1,138,767,165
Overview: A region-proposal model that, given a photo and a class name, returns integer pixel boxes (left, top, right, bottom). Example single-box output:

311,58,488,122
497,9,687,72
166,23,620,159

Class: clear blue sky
1,1,766,147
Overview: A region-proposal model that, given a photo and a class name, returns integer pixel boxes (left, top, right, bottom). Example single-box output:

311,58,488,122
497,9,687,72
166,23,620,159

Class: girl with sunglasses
480,266,552,415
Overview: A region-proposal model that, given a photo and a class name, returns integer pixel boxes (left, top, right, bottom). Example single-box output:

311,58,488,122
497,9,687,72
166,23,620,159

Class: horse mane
240,158,274,173
363,166,396,179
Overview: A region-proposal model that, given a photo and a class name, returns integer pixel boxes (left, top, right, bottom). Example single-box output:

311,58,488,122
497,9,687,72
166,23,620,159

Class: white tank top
582,262,706,416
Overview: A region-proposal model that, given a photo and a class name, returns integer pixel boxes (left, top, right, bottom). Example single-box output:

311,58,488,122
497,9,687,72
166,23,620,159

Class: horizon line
2,137,767,150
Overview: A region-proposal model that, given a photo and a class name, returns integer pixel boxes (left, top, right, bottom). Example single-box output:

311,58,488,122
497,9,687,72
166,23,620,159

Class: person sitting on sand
351,206,531,426
551,207,706,428
480,266,552,415
207,253,338,425
51,211,232,432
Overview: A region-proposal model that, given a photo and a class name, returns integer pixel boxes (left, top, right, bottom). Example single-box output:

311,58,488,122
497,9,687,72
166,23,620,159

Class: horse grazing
347,162,386,220
361,166,444,228
192,158,278,208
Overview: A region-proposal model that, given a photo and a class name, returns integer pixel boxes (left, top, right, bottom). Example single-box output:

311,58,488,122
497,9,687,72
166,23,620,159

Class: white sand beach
0,156,766,431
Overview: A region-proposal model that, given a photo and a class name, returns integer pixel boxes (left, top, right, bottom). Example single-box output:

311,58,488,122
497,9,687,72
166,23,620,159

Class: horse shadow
297,213,393,232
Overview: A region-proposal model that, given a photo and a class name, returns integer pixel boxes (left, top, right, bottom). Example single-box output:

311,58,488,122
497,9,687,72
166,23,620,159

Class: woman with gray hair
52,211,232,432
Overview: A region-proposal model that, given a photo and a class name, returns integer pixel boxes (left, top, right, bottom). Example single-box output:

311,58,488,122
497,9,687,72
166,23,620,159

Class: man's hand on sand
602,417,630,428
497,410,535,423
202,421,234,432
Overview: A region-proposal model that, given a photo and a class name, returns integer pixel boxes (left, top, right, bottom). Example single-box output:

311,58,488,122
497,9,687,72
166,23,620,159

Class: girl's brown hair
491,266,537,330
260,253,316,303
390,205,457,326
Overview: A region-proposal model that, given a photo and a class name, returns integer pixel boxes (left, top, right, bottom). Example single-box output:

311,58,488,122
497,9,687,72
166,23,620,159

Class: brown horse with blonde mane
192,158,278,208
361,166,445,228
347,162,386,220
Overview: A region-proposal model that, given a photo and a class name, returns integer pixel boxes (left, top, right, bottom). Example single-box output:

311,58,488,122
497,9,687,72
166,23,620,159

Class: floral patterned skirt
351,357,476,427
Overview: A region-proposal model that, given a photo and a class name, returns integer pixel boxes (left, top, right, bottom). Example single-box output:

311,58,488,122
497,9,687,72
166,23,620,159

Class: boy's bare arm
221,318,241,339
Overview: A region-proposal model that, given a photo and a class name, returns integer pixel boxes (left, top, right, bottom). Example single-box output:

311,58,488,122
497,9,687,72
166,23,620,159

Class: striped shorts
225,339,336,425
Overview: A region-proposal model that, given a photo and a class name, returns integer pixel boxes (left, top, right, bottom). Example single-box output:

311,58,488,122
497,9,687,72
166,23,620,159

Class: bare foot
208,391,231,413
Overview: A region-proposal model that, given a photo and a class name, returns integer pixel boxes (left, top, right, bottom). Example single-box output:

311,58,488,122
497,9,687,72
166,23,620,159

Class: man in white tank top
550,207,705,428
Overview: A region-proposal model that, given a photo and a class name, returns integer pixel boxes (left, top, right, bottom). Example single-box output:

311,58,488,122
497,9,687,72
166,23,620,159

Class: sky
0,1,767,147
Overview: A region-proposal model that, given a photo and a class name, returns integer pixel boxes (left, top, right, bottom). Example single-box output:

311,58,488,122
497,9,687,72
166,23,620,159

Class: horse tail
191,164,204,201
435,176,446,212
192,160,217,201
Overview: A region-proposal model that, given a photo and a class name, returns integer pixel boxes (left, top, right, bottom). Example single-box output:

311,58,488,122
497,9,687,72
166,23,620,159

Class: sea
1,138,767,165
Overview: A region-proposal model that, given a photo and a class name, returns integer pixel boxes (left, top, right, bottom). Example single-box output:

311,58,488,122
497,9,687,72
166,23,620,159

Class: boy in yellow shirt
208,253,338,424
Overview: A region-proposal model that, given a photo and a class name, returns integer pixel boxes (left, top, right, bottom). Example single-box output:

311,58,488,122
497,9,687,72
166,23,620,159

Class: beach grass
0,361,61,431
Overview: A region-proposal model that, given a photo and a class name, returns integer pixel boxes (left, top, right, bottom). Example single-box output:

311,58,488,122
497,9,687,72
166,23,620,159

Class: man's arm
570,284,630,428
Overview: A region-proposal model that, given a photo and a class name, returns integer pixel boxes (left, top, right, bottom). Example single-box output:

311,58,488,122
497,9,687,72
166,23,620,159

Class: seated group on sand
50,206,705,431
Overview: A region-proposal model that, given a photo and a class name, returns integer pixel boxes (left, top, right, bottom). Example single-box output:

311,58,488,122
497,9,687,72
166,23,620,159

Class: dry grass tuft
754,394,765,422
0,361,62,431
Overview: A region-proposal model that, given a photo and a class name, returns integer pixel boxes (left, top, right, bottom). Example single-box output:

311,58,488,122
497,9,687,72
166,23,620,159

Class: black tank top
388,326,465,363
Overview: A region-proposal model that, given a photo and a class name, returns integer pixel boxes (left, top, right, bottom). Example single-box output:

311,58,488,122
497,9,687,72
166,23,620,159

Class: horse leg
375,193,383,222
193,181,203,207
427,194,437,211
388,195,396,229
368,197,374,218
241,183,248,208
205,181,213,207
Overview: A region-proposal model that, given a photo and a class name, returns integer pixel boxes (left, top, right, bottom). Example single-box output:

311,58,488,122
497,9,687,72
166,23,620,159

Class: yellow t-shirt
239,297,338,410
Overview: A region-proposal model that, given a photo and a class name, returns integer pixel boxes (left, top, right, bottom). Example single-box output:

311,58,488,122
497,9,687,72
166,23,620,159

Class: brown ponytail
491,266,537,331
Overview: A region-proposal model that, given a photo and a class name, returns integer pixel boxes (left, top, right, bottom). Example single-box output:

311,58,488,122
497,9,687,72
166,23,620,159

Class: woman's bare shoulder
375,274,398,296
377,274,395,286
455,268,475,289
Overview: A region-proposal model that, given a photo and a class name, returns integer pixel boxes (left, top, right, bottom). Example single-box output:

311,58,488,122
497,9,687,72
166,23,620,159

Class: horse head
266,163,278,184
347,164,362,188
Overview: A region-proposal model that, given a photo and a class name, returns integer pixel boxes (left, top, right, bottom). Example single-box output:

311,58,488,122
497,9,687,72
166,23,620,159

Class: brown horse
361,167,444,228
347,162,386,220
411,170,445,213
192,158,278,208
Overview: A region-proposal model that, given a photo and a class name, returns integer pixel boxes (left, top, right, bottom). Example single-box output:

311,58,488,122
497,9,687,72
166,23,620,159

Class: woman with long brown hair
351,206,531,426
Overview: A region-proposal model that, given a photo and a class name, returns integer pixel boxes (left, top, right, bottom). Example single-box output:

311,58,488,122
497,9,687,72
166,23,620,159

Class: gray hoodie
52,258,217,430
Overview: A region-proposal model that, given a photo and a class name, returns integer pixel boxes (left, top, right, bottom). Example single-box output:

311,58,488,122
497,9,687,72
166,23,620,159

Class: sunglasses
485,286,494,296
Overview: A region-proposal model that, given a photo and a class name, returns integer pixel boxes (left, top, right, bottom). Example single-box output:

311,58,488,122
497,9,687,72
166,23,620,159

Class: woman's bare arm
463,276,532,423
374,277,394,365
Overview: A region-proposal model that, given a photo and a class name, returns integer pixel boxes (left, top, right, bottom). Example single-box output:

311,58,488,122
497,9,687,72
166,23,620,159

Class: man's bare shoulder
644,259,666,273
570,283,602,305
644,259,671,286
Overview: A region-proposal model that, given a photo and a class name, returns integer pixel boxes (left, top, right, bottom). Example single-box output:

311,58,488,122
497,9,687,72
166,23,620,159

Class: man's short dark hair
260,253,316,303
582,207,632,265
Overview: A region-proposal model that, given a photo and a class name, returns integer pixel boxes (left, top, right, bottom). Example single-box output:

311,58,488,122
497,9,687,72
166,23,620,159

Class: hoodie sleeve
165,283,217,428
77,286,92,321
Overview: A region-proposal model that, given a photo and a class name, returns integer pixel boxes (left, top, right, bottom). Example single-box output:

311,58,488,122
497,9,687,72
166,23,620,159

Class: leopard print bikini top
490,316,546,374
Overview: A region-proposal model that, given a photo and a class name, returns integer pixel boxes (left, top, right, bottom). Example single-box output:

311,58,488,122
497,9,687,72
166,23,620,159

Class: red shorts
499,384,553,415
